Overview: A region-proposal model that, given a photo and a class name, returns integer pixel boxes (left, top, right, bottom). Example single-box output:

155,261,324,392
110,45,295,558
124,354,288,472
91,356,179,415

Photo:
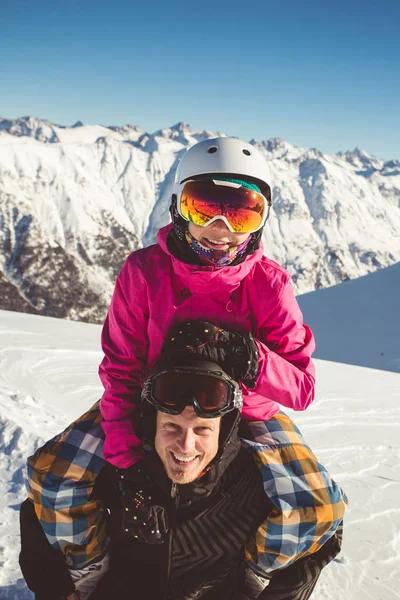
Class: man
20,323,343,599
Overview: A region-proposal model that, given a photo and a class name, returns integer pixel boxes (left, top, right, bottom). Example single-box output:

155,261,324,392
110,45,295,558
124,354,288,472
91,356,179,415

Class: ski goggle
141,366,243,418
178,180,270,234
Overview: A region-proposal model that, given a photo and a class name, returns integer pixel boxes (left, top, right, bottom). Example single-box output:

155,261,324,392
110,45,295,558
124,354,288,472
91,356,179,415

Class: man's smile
170,450,200,465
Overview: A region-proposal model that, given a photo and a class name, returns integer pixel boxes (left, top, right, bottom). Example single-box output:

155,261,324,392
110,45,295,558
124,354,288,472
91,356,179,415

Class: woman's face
188,220,250,251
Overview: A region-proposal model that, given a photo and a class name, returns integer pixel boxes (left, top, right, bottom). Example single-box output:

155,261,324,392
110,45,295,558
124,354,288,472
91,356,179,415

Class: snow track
0,385,69,598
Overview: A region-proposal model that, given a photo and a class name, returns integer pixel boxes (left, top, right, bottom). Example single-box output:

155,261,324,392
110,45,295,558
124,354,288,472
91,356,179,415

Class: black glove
226,328,259,388
115,463,168,544
163,320,259,388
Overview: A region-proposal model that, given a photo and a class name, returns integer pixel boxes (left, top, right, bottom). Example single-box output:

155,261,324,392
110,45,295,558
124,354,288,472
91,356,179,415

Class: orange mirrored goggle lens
179,180,266,233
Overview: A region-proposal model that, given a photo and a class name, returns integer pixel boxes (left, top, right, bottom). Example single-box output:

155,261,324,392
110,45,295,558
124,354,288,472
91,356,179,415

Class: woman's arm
99,257,149,468
248,277,316,411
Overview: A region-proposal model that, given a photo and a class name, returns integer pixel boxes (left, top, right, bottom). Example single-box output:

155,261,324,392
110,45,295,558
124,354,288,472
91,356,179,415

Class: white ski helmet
174,136,272,203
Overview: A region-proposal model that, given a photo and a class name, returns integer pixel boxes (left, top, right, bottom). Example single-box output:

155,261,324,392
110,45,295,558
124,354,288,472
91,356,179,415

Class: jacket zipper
163,483,179,600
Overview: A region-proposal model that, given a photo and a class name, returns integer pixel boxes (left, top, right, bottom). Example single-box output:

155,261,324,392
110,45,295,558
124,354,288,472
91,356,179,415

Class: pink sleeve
99,258,148,468
249,276,316,411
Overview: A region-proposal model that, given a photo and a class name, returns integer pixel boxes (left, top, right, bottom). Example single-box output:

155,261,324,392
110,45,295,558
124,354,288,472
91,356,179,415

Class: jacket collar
157,224,263,289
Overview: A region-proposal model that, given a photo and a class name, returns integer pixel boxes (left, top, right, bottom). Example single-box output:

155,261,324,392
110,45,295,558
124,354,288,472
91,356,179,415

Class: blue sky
2,0,399,158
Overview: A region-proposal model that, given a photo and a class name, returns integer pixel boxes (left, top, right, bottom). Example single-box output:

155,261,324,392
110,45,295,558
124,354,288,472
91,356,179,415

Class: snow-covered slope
298,261,400,372
0,311,100,598
0,305,399,599
0,117,399,323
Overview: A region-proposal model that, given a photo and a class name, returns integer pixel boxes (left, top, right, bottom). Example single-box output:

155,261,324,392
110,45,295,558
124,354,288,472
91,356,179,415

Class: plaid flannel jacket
26,403,347,573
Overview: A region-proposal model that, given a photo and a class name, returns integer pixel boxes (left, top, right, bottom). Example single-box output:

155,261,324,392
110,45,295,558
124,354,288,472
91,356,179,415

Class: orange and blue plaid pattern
26,406,347,572
26,402,108,569
241,412,348,574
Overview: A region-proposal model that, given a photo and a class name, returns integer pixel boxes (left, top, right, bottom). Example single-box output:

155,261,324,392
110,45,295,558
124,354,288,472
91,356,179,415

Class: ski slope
0,308,399,599
298,262,400,373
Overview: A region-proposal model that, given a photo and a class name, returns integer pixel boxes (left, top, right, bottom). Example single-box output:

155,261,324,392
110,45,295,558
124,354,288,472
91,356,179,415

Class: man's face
155,407,221,484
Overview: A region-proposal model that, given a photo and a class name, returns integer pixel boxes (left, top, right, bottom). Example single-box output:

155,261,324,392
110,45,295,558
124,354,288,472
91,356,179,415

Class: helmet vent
207,146,218,154
242,148,251,156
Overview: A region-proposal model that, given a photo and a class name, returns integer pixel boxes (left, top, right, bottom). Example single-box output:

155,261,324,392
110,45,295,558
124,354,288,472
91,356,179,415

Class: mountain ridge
1,116,399,323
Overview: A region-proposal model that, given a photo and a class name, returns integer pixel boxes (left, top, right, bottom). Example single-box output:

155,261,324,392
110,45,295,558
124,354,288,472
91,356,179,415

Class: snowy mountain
0,116,399,323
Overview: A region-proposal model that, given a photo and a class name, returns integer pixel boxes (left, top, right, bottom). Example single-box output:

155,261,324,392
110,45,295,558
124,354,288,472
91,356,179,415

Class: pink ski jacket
99,224,315,468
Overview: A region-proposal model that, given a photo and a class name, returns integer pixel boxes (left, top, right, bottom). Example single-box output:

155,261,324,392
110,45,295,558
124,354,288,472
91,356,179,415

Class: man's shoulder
225,448,267,492
223,448,272,515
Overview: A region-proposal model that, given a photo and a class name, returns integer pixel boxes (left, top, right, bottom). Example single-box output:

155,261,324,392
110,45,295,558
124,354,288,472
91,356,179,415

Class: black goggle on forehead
141,363,243,419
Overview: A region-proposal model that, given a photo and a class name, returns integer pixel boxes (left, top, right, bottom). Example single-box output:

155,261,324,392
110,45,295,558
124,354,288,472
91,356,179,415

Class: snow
0,311,102,599
0,263,400,599
298,261,400,372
